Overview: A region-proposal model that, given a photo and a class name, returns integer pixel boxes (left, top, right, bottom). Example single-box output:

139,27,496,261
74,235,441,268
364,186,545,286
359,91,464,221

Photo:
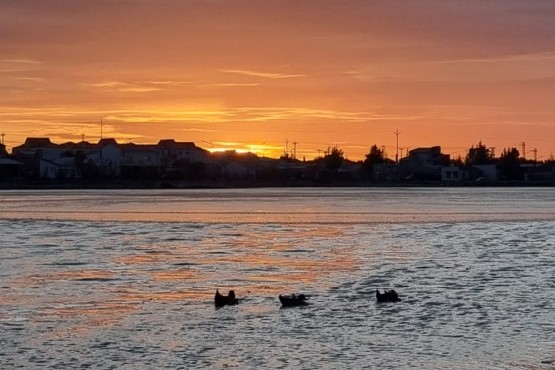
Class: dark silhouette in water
376,289,401,303
279,293,308,307
214,289,239,308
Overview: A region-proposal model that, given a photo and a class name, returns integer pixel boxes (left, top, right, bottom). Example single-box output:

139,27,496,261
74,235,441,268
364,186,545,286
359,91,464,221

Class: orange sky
2,1,555,160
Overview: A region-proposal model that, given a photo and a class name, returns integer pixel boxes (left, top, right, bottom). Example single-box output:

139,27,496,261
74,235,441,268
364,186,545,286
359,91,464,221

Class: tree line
320,141,551,182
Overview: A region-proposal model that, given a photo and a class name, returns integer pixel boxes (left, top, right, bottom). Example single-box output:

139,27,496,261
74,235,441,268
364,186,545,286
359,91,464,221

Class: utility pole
285,138,289,157
292,141,297,160
520,142,526,160
490,147,495,159
394,129,401,163
533,148,538,164
100,119,104,140
81,134,85,142
317,149,322,158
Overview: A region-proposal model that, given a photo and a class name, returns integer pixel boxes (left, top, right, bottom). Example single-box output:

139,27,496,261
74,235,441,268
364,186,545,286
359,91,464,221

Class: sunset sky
2,0,555,160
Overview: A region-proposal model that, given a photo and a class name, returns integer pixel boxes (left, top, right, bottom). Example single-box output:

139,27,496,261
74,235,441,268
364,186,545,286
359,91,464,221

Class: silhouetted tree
323,146,344,173
497,147,523,180
364,145,385,166
451,155,464,167
362,145,385,181
466,141,494,165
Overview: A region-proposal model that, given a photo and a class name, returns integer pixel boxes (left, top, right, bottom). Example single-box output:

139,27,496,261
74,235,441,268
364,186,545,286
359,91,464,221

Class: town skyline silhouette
1,134,553,188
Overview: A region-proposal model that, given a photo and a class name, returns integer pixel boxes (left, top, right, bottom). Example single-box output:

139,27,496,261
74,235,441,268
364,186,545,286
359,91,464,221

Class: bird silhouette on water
376,289,401,303
279,293,309,307
214,289,239,308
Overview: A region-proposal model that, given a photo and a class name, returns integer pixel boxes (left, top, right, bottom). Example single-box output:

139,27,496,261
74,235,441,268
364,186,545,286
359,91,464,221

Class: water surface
1,188,554,369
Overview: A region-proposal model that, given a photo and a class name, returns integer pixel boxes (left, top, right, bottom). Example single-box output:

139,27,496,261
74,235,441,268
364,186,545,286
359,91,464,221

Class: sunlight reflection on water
1,188,554,369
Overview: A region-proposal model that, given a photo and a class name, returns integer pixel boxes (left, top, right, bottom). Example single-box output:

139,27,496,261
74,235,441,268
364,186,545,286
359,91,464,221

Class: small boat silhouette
214,289,239,308
376,289,401,303
279,293,308,307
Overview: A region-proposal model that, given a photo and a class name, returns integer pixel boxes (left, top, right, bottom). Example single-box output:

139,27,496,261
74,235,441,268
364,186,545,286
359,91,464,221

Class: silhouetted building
400,146,450,181
441,166,464,183
372,163,399,182
468,164,497,182
0,143,8,157
0,143,23,180
12,138,62,160
157,139,209,164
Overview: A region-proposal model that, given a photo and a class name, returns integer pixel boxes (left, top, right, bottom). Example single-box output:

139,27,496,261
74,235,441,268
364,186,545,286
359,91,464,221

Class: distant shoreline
1,179,554,190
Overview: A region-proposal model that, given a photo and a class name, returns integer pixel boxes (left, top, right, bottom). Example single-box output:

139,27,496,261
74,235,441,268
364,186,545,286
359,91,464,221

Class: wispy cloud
100,107,424,124
227,107,424,122
86,80,192,92
117,87,164,93
143,80,191,86
181,128,217,133
0,69,26,73
0,105,425,125
87,81,129,88
425,51,555,65
197,83,261,88
86,80,164,93
1,58,43,64
222,69,305,79
10,76,46,82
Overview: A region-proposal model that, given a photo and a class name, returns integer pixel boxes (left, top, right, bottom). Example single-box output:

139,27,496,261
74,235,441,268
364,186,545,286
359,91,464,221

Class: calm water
0,188,554,369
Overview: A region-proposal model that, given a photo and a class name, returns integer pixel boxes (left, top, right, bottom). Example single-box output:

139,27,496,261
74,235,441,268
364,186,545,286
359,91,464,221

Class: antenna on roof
394,129,401,163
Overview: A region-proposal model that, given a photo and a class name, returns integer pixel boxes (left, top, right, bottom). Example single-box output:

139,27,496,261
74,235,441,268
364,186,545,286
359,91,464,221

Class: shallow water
1,188,554,369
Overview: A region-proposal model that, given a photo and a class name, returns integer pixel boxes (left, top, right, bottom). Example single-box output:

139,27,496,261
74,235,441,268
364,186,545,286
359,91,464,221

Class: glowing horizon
2,1,555,161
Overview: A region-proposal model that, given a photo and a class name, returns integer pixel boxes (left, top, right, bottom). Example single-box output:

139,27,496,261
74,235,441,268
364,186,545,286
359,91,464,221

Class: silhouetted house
337,160,362,181
12,139,76,179
157,140,210,164
525,163,555,182
12,138,72,178
211,150,262,179
400,146,450,181
156,139,210,179
12,138,64,160
90,139,123,176
468,164,497,183
0,143,23,180
222,162,250,178
39,157,77,179
372,163,399,182
120,144,161,178
441,166,464,183
275,158,307,180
